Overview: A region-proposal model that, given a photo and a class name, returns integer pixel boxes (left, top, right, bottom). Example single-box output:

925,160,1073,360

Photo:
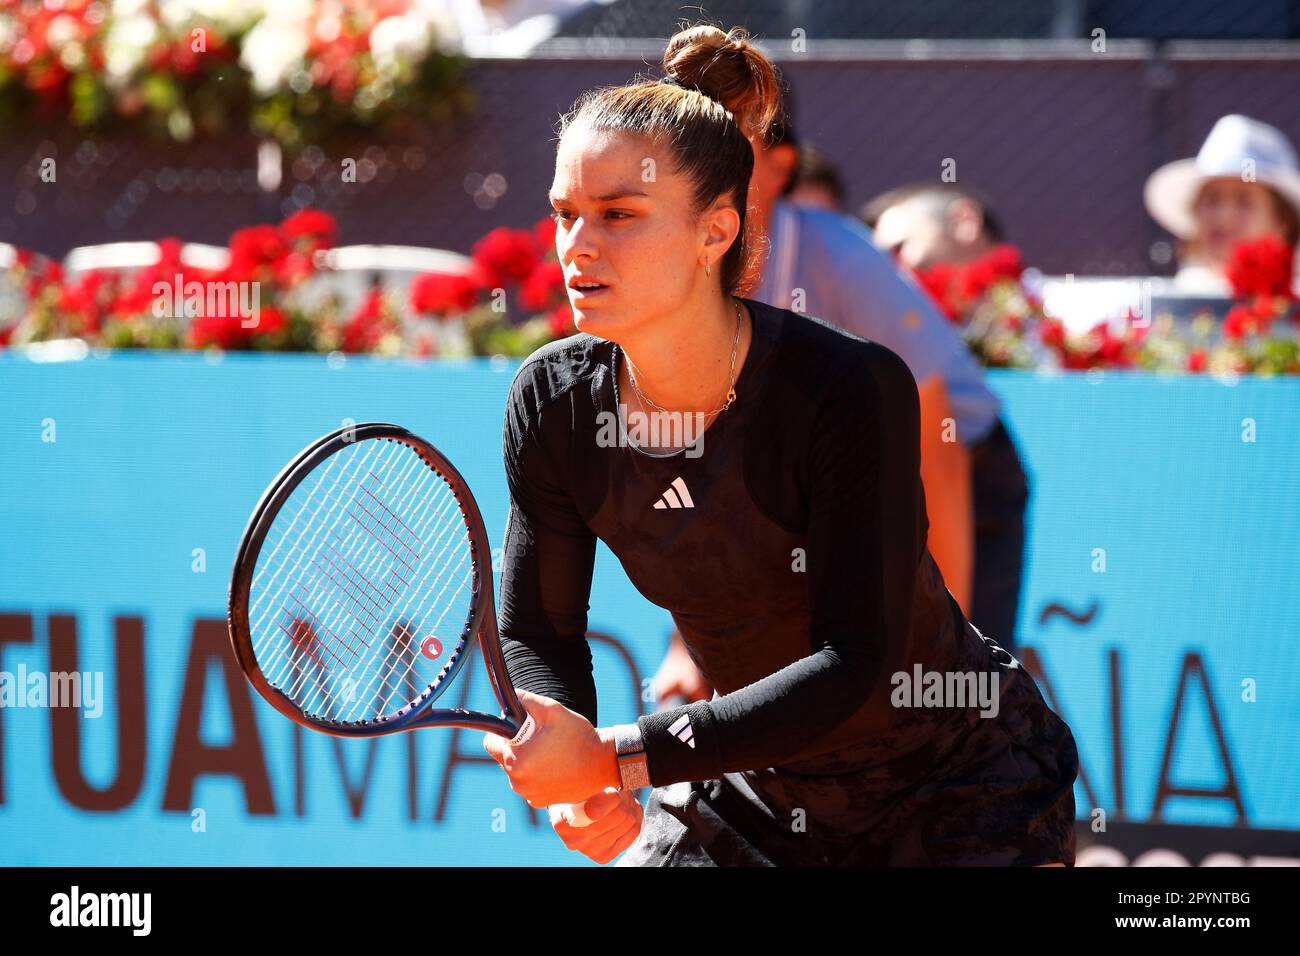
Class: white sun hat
1144,114,1300,241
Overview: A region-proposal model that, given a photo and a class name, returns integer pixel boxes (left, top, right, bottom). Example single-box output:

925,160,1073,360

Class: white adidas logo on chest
652,476,695,510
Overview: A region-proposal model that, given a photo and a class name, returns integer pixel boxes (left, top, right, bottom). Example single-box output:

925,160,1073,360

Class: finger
553,804,628,842
582,789,623,823
515,688,553,709
590,815,643,864
652,674,680,702
549,801,594,828
507,713,536,748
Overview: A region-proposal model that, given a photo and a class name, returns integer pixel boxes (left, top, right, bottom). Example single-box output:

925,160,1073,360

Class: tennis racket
226,421,596,825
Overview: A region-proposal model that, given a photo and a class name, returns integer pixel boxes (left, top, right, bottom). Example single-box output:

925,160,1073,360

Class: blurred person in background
1144,114,1300,294
862,181,1006,272
654,92,1018,709
786,144,847,211
855,180,1031,673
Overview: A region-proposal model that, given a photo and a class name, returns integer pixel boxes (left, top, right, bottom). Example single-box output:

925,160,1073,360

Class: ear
947,197,985,245
771,143,800,193
701,198,743,267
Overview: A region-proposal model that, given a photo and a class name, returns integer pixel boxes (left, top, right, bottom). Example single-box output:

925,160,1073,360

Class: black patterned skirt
616,658,1079,867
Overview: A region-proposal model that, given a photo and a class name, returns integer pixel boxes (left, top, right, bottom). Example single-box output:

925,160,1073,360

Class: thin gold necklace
623,299,744,421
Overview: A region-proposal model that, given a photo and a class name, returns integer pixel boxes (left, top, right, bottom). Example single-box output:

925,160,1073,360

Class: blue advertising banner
1,352,1297,865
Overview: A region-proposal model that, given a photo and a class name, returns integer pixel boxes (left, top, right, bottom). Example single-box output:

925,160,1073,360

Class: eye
551,209,573,223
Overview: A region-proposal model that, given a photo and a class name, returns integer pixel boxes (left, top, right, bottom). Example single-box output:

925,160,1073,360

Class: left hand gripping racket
227,422,533,743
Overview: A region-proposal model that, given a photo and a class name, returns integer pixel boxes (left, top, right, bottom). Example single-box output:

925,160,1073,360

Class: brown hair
1265,186,1300,247
554,24,783,295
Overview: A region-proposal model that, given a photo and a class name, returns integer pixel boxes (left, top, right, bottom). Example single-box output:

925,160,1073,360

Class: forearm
501,634,599,727
632,645,886,787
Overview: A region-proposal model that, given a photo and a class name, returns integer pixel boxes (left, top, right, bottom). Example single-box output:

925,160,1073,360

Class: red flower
547,304,576,338
228,224,288,281
1223,302,1274,340
914,262,960,321
472,227,541,289
1039,317,1065,349
189,313,249,350
156,237,184,270
959,244,1024,301
1097,329,1130,367
1226,235,1295,299
277,251,317,286
1187,348,1207,373
58,272,108,335
519,260,565,312
534,214,558,253
251,306,287,338
280,208,338,251
342,288,392,353
410,270,481,317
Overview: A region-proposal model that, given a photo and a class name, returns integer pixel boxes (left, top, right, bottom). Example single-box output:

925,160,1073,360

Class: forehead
550,124,678,199
1198,177,1267,202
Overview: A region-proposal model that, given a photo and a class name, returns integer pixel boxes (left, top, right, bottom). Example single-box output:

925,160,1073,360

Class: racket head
227,422,524,738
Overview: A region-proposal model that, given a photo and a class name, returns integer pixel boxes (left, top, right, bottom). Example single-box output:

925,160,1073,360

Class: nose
558,213,599,264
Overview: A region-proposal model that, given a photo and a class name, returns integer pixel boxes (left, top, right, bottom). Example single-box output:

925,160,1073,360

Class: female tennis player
483,23,1079,866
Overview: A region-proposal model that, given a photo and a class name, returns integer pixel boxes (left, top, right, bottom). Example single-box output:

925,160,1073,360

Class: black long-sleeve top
498,296,997,788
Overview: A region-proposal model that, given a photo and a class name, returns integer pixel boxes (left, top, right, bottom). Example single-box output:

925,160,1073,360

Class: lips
568,276,610,298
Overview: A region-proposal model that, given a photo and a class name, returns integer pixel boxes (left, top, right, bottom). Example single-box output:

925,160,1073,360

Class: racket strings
263,444,455,712
254,438,402,702
264,445,471,720
278,447,467,718
247,437,478,723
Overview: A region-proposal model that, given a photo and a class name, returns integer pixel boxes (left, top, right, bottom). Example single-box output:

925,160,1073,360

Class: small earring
705,259,711,277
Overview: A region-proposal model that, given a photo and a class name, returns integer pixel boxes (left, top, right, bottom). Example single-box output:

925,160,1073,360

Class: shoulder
762,299,917,401
786,204,883,268
502,332,609,469
505,332,608,416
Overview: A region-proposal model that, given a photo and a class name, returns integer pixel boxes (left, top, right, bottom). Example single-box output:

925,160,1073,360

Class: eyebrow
549,187,650,204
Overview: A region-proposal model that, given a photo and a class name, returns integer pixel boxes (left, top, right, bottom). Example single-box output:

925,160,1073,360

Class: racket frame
227,422,528,740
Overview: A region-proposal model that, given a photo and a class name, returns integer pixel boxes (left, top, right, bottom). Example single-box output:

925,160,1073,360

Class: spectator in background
859,180,1031,668
655,95,1018,707
862,181,1005,272
1144,114,1300,294
787,144,847,212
